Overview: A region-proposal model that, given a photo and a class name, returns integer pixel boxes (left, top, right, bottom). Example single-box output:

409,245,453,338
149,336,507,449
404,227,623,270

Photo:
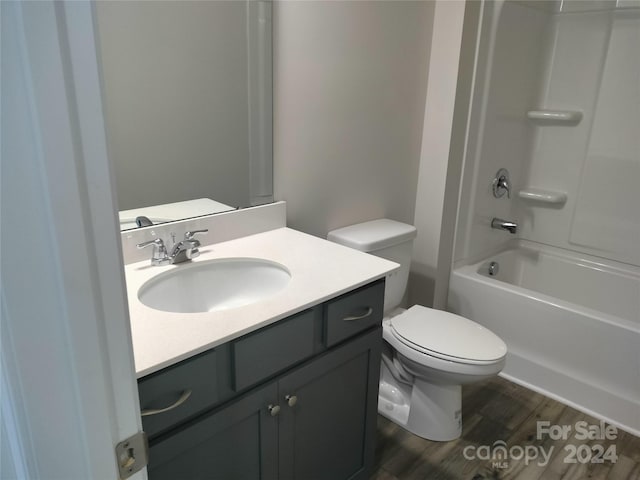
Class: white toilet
328,219,507,441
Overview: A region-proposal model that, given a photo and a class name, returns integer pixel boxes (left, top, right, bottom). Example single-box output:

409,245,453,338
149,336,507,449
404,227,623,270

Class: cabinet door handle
141,389,192,417
285,395,298,407
343,307,373,321
268,404,281,417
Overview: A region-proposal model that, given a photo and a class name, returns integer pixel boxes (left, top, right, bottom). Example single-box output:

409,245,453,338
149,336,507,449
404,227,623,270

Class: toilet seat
388,305,507,366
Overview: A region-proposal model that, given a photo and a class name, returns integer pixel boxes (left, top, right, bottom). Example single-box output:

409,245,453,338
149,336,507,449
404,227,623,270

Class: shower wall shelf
518,188,567,206
526,110,583,125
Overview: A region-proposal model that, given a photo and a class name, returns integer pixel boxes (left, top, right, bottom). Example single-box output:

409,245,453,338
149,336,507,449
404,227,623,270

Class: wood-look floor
371,376,640,480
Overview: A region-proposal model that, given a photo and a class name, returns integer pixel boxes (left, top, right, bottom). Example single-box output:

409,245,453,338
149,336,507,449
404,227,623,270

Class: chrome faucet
135,216,153,227
491,218,517,234
137,229,208,265
136,238,171,266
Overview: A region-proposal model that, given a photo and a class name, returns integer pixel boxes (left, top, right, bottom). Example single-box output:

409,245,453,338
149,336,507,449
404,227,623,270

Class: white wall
273,0,434,239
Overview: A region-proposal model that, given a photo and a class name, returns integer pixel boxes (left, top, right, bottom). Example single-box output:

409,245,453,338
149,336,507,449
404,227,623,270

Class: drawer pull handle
285,395,298,407
141,389,192,417
343,307,373,321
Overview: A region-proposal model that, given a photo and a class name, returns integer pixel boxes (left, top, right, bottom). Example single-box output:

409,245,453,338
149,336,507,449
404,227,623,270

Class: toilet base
406,378,462,441
378,361,463,441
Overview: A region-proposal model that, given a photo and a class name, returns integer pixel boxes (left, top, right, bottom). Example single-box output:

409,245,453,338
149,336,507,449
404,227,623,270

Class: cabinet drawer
139,349,219,438
325,280,384,347
232,308,319,391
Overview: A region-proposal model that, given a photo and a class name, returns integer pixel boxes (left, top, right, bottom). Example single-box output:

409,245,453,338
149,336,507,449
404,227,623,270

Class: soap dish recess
526,110,582,125
518,188,567,205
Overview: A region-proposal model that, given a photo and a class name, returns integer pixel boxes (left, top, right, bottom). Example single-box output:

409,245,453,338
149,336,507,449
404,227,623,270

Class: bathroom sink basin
138,258,291,313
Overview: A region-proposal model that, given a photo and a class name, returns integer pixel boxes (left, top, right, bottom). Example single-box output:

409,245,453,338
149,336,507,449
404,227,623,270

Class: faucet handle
137,238,171,266
183,229,208,258
184,229,208,240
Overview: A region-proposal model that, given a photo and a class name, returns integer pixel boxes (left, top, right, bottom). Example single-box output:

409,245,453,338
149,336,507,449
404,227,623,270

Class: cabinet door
148,382,279,480
278,328,382,480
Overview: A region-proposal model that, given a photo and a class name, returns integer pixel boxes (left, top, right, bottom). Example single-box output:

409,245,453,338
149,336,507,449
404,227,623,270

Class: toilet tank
327,219,417,314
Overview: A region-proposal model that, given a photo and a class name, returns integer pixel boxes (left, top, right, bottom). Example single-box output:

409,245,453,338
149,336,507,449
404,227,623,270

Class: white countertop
126,227,399,378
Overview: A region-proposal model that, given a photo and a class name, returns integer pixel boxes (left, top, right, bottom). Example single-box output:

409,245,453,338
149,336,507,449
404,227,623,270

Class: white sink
138,258,291,313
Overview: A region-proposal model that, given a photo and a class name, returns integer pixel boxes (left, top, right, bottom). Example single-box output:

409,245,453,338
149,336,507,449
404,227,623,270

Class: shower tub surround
448,0,640,436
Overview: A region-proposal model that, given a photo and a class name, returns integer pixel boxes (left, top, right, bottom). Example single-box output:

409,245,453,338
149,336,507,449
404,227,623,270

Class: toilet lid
389,305,507,363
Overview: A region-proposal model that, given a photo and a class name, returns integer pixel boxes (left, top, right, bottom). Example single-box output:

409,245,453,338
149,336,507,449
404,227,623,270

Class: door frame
1,2,144,478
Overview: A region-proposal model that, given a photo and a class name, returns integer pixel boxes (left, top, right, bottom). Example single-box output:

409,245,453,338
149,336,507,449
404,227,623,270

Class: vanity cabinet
139,279,384,480
277,329,380,480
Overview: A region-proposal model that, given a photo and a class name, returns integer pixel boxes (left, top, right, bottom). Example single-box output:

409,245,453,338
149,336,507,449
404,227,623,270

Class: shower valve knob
492,168,511,199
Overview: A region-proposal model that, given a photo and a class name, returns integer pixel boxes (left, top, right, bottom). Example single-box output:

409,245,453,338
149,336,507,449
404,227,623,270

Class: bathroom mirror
95,1,273,230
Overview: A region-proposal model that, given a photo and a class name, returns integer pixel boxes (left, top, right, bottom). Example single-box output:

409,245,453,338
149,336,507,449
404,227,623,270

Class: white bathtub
448,241,640,436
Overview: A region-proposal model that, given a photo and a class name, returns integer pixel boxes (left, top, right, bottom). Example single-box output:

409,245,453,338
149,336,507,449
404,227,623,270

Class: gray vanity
139,280,384,479
124,222,398,480
104,2,397,475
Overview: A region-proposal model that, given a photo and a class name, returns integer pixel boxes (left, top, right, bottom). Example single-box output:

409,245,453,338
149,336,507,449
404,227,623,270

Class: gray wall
96,1,250,210
273,1,434,238
409,0,467,308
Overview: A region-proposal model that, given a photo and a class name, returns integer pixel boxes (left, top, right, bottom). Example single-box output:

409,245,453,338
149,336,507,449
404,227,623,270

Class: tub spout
491,218,518,234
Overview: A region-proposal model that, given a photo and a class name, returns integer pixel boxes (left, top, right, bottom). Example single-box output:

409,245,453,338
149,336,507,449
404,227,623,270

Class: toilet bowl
379,305,506,440
328,219,507,441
